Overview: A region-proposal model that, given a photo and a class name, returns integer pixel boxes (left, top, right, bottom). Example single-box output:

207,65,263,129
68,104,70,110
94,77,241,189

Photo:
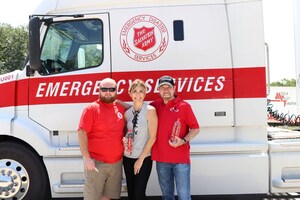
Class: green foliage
85,44,103,67
270,78,296,87
0,23,28,75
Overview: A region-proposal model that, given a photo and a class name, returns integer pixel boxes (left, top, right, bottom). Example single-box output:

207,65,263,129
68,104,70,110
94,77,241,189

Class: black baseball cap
158,75,175,88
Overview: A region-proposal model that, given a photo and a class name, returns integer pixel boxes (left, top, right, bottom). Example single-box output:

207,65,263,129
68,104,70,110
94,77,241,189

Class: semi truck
1,0,299,199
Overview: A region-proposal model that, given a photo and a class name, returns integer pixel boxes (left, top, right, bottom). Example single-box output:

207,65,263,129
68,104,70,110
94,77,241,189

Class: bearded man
78,78,126,200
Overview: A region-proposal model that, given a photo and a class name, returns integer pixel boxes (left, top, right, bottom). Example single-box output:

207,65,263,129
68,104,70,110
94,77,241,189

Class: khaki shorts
84,159,122,200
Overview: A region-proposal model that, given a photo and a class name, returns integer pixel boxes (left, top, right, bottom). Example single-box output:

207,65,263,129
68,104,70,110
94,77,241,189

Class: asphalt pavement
52,193,300,200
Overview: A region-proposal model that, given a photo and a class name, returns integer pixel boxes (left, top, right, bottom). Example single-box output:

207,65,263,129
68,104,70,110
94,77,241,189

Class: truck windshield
39,19,103,75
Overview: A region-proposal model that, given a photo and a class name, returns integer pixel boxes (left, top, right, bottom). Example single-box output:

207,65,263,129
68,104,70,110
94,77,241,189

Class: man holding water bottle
150,75,200,200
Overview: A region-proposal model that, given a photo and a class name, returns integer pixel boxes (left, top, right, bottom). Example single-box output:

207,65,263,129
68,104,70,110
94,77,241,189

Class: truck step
55,146,81,156
271,139,300,146
53,181,128,193
53,184,84,193
273,178,300,188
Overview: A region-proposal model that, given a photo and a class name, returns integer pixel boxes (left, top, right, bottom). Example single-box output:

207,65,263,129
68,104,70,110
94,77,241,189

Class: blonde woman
123,79,158,200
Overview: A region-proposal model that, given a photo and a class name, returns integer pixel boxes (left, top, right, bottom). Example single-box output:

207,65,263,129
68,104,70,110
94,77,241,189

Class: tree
0,23,28,75
270,78,296,87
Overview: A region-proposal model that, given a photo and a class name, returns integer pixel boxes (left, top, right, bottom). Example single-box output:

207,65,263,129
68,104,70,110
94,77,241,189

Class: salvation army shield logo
134,26,155,51
120,15,169,62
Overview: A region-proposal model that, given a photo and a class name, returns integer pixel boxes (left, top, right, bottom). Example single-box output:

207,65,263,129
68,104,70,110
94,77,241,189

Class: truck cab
1,0,300,199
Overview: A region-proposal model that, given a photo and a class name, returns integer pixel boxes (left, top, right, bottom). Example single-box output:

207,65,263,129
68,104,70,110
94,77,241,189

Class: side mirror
29,17,41,71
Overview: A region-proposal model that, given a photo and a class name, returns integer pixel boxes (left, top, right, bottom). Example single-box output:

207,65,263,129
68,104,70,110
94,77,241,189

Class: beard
100,94,116,103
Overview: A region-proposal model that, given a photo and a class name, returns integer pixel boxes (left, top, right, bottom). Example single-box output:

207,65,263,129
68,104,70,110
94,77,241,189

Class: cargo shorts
84,159,122,200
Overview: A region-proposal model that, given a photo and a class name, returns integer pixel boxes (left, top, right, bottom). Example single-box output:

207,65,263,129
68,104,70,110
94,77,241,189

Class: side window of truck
39,19,103,75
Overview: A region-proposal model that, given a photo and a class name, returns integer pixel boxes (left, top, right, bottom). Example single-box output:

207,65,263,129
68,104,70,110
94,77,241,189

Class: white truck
0,0,299,199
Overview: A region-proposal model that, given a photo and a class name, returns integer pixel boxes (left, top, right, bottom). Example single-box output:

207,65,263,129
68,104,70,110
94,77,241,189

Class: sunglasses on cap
100,87,117,92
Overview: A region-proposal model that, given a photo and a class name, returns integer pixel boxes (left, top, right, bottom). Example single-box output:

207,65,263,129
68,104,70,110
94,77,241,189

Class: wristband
182,138,187,144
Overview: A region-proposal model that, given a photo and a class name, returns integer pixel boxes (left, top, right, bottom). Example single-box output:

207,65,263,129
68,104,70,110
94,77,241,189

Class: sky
0,0,43,26
0,0,296,83
262,0,296,82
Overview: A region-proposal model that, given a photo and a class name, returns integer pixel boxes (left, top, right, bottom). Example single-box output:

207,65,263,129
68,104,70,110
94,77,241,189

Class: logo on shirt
117,112,123,119
170,107,179,112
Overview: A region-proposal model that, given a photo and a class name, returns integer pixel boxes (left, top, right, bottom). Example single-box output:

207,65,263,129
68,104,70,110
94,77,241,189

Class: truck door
28,14,111,145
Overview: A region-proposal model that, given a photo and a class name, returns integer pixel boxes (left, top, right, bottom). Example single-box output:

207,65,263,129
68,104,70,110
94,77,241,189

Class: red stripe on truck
0,67,266,108
233,67,266,98
0,81,16,107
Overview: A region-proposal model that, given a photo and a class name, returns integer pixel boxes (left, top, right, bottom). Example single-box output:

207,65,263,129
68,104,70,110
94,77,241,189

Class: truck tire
0,141,50,200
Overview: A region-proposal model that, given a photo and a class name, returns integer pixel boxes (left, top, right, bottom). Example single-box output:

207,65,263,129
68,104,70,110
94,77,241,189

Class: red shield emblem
133,26,156,51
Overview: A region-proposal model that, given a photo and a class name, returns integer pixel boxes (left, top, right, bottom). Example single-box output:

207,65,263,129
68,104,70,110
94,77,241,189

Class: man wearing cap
150,75,200,200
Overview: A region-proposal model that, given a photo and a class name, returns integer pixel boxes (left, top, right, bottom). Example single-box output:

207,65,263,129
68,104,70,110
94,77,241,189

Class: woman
123,79,158,200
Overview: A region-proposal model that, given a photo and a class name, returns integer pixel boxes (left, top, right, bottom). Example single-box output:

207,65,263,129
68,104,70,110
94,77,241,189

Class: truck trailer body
1,0,299,199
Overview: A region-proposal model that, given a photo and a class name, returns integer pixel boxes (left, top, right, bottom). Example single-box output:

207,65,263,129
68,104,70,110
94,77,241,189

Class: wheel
0,141,50,200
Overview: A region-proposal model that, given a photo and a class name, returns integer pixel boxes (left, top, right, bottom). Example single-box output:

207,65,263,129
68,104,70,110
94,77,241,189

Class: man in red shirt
78,78,126,200
150,75,200,200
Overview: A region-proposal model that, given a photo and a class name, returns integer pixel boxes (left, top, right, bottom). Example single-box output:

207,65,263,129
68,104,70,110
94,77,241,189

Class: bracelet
182,138,187,144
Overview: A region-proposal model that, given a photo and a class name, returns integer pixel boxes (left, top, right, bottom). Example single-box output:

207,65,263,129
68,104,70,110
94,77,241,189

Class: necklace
132,109,141,135
132,108,141,115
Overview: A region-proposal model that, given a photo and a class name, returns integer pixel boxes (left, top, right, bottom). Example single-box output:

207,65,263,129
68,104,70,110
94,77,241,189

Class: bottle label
125,130,134,155
170,118,181,143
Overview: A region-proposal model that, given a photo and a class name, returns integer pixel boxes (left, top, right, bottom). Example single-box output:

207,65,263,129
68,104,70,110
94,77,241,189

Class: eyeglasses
100,87,117,92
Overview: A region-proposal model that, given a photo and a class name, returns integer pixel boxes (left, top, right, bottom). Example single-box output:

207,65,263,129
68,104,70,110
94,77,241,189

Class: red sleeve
78,104,95,133
185,104,200,129
150,99,160,108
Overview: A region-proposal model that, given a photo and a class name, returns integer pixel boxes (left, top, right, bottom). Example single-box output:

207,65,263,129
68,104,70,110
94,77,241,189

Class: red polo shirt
78,99,125,163
150,96,199,164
